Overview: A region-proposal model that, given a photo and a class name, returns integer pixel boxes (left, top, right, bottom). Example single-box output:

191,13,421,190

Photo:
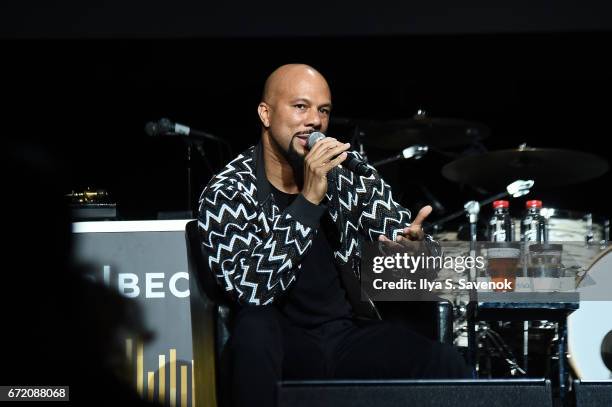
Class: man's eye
295,104,307,110
320,108,330,115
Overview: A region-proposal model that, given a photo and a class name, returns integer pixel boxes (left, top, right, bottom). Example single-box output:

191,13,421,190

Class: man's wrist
286,194,327,228
301,192,322,206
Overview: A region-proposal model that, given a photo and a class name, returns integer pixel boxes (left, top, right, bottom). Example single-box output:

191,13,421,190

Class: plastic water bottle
521,200,547,242
489,200,513,242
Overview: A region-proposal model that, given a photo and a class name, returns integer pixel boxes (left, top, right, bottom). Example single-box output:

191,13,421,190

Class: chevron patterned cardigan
197,140,433,319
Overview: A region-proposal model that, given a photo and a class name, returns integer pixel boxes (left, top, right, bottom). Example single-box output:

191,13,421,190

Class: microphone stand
430,191,509,232
184,139,218,219
371,145,447,214
146,119,229,219
371,145,429,167
429,180,535,233
186,143,194,218
464,200,480,282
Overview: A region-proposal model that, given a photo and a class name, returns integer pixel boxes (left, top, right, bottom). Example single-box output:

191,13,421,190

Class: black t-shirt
270,184,353,327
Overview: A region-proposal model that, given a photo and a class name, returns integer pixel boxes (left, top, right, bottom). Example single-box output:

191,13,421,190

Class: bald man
198,64,470,407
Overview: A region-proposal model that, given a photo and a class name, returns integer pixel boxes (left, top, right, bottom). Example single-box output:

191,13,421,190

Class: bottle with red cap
489,200,513,242
521,200,547,242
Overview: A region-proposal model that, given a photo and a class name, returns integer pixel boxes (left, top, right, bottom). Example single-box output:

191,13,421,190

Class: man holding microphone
198,64,469,407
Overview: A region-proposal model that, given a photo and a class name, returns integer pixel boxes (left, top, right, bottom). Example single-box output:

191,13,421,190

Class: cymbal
334,112,489,149
442,147,609,190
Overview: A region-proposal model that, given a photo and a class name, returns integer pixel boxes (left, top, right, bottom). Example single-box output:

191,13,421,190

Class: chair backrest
185,219,231,306
185,219,234,407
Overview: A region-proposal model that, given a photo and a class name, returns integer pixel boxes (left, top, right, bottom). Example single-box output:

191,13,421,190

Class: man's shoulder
203,146,257,195
220,146,256,176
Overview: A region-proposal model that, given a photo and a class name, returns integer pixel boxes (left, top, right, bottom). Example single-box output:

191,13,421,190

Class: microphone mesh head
307,132,326,149
144,122,158,136
159,118,174,134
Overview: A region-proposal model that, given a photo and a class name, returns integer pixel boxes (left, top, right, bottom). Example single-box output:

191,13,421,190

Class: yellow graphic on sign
126,338,195,407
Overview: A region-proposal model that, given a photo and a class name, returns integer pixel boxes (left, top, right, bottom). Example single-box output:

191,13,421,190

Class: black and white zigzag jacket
197,140,437,319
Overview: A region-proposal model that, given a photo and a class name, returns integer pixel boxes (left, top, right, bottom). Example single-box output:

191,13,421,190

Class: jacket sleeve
197,182,326,306
355,160,412,241
355,158,442,259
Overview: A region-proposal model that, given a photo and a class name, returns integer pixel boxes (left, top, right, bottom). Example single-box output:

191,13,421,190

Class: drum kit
332,111,609,242
332,111,612,381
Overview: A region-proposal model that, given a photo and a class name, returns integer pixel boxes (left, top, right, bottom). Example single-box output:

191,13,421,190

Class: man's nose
306,108,323,129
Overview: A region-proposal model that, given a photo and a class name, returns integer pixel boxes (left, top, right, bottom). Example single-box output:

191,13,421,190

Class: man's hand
378,205,433,243
302,138,350,205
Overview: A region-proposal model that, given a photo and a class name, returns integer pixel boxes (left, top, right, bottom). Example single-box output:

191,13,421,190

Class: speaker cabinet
574,380,612,407
278,379,552,407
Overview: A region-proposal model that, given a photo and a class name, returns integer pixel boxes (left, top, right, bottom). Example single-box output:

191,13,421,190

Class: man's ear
257,102,271,128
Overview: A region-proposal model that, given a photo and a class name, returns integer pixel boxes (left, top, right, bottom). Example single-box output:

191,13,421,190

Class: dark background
3,2,611,232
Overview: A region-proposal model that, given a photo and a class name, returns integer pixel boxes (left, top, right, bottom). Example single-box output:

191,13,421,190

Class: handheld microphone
307,132,373,176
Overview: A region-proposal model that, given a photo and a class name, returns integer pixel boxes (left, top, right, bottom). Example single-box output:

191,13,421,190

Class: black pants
230,306,471,407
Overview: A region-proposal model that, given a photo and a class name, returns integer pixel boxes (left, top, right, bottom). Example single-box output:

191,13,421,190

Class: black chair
185,220,456,407
186,220,234,407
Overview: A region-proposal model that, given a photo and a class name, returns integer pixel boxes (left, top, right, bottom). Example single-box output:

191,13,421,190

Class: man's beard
286,136,305,189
